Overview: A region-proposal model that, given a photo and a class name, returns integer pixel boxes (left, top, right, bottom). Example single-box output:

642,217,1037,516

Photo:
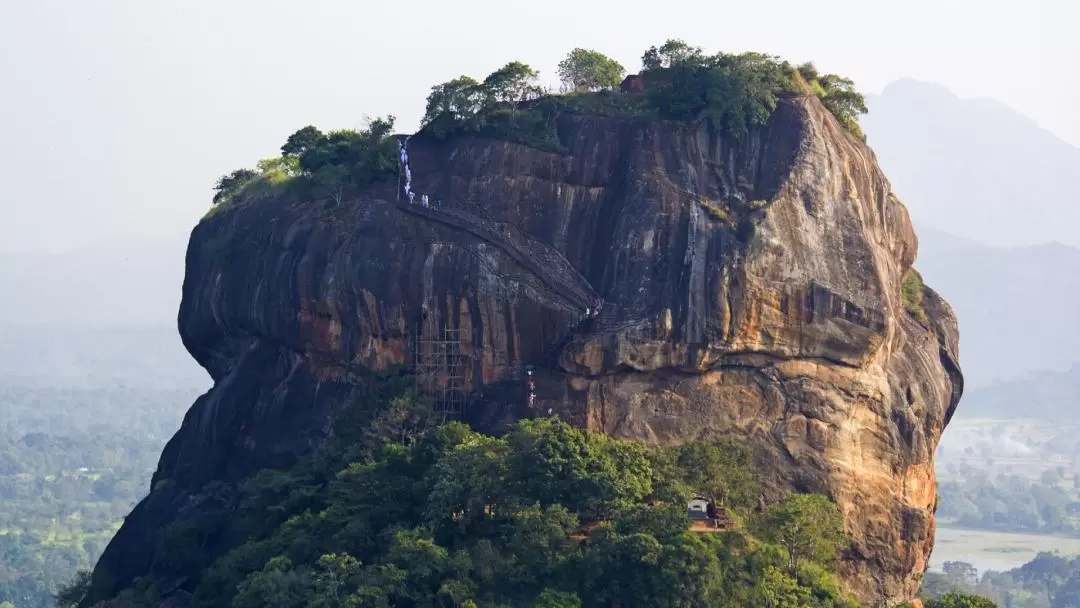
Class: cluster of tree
209,41,867,208
69,380,859,608
0,378,199,608
210,116,399,210
419,61,567,150
921,593,999,608
420,40,867,151
937,465,1080,535
638,39,867,139
921,553,1080,608
420,50,628,140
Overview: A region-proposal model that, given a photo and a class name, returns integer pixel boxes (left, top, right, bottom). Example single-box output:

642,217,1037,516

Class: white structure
688,497,709,514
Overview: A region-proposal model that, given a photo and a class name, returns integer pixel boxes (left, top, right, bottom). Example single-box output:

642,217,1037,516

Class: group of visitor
398,138,442,210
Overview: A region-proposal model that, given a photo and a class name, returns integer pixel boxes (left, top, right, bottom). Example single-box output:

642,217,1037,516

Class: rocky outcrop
92,94,961,606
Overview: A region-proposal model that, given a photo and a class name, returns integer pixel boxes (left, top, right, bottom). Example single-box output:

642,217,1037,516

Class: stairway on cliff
396,201,598,313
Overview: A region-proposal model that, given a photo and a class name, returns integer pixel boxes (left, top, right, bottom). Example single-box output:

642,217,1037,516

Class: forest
0,326,204,608
68,377,866,607
0,381,200,608
936,419,1080,535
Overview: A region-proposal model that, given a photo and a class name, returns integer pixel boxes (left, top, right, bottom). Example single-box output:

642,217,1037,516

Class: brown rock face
94,95,961,606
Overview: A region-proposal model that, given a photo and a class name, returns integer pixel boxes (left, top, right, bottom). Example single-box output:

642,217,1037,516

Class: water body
930,526,1080,574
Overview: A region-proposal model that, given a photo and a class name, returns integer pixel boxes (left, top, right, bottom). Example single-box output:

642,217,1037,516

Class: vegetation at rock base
67,378,860,608
902,267,929,324
924,593,999,608
208,40,867,211
754,493,850,576
919,552,1080,607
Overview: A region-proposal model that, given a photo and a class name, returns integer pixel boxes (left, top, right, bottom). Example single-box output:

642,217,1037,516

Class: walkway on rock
396,202,598,312
393,135,602,372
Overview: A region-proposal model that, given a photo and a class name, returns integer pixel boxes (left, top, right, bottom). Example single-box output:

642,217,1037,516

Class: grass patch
204,173,298,220
561,91,655,118
901,268,928,324
698,197,732,223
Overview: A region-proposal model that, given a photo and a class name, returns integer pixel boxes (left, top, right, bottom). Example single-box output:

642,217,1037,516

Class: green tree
423,433,510,537
309,553,362,608
211,169,258,205
557,48,626,92
506,417,652,520
942,560,979,588
1053,575,1080,608
366,392,436,448
281,125,325,158
755,493,849,575
797,61,821,84
482,61,540,104
383,529,468,605
232,556,311,608
675,438,757,508
54,570,91,608
816,74,867,137
641,39,705,71
311,164,350,205
533,588,582,608
256,156,301,178
924,593,998,608
1014,551,1071,606
422,76,485,127
754,565,810,608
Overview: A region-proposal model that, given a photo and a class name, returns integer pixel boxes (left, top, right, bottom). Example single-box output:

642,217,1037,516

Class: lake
930,526,1080,573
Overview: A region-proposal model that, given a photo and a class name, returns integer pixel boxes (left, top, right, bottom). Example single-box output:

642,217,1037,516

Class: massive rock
92,94,962,606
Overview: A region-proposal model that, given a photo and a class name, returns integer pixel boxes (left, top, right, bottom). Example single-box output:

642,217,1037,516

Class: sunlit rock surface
92,95,962,606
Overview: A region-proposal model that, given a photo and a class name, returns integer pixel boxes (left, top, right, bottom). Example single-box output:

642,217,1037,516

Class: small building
687,497,710,519
687,497,733,531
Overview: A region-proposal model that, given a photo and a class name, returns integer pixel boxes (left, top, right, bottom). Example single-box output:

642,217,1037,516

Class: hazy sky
1,0,1077,253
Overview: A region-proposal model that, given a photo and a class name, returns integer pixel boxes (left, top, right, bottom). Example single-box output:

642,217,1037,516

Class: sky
1,0,1077,253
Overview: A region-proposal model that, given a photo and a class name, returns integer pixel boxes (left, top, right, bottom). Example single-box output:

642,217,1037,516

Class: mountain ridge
864,78,1080,248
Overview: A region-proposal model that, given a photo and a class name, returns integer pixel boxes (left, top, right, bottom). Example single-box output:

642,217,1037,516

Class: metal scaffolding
413,322,471,416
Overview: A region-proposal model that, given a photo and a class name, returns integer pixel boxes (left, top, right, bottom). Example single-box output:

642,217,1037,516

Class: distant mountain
958,364,1080,421
864,79,1080,249
916,225,1080,386
0,238,187,326
0,237,206,390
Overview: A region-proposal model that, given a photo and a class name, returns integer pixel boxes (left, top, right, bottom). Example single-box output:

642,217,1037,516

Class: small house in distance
687,496,732,532
687,497,709,518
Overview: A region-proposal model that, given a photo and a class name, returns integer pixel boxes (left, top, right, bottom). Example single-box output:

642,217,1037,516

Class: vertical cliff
90,93,961,606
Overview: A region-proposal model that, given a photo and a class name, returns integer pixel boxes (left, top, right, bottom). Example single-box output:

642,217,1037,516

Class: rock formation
91,93,962,606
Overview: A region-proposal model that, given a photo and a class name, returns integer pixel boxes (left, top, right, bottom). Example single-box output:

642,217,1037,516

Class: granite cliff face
93,94,961,605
